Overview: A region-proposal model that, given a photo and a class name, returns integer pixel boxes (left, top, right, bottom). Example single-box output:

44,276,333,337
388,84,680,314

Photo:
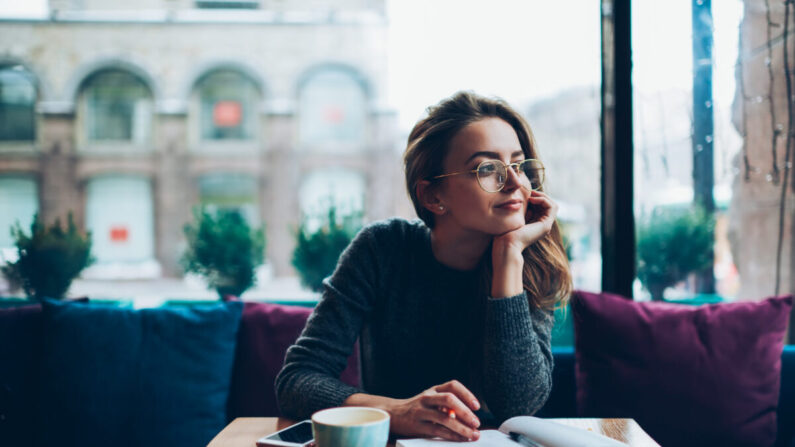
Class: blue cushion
777,345,795,447
535,347,576,418
38,299,243,447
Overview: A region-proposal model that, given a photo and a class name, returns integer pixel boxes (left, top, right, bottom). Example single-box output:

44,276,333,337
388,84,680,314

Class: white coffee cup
311,407,390,447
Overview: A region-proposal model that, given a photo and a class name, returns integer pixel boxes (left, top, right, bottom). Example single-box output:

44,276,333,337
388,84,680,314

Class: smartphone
256,420,314,447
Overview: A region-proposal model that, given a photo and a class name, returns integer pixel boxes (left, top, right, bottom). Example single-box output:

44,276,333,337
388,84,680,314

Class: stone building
0,0,406,279
731,0,795,303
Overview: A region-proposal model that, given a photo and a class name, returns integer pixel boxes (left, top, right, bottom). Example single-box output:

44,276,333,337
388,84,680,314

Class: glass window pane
198,70,258,140
0,176,38,248
0,66,36,141
298,169,365,233
86,176,155,263
199,173,259,225
632,0,743,302
83,70,152,143
299,69,366,146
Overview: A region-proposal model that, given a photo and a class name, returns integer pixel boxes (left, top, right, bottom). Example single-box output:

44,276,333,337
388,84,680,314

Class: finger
435,380,480,411
422,393,480,428
419,416,479,442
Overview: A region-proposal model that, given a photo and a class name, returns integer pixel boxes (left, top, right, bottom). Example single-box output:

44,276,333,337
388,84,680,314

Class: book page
395,430,516,447
498,416,627,447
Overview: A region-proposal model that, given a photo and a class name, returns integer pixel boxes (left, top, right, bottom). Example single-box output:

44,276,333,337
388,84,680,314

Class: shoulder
356,217,428,247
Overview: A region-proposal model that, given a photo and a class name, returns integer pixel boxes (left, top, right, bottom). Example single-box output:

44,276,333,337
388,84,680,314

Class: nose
501,164,523,191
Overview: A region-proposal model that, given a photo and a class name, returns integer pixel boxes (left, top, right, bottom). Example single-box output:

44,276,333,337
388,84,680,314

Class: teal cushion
39,299,243,447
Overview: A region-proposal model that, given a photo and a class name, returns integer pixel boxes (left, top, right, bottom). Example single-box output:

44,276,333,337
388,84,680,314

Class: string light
775,0,794,296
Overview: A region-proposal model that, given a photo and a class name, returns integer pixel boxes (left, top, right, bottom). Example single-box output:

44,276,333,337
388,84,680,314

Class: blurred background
0,0,791,318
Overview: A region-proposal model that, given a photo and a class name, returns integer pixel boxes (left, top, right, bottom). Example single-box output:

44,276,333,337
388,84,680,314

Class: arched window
0,175,38,248
298,68,367,147
85,175,155,263
79,70,153,144
195,70,259,140
299,169,365,233
0,65,36,142
198,173,259,225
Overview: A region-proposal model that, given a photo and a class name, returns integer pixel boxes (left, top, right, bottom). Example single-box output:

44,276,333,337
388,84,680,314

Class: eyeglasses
431,159,545,193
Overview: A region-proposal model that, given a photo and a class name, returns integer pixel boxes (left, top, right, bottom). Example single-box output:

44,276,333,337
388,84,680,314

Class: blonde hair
403,91,571,310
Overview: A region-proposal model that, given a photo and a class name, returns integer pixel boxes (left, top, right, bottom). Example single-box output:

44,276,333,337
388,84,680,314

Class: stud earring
439,205,445,210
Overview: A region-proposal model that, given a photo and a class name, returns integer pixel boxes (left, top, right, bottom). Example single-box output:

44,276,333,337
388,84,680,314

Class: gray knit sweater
275,218,554,423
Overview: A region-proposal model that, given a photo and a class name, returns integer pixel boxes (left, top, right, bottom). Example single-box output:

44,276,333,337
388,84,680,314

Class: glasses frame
431,158,545,193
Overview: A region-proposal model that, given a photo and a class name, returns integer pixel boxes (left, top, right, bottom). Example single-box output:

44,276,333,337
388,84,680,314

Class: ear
416,180,447,216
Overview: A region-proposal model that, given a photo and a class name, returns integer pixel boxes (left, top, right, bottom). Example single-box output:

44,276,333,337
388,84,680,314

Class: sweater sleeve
274,226,380,420
482,292,554,422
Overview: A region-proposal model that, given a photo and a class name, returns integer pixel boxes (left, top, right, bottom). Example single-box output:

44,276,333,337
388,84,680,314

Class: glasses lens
476,161,505,192
519,160,545,190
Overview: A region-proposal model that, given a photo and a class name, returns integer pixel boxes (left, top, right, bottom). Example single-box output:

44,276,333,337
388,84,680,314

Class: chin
490,215,525,235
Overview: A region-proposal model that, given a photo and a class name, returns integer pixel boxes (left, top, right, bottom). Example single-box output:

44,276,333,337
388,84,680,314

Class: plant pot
216,284,246,300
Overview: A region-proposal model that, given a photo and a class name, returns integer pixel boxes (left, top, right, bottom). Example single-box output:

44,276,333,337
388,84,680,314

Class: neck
429,222,492,271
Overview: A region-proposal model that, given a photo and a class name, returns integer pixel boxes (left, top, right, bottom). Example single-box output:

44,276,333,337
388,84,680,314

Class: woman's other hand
493,190,558,256
388,380,482,442
490,190,558,298
344,380,482,442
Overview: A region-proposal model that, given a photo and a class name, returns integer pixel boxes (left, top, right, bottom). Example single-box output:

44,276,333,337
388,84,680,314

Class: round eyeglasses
431,159,545,193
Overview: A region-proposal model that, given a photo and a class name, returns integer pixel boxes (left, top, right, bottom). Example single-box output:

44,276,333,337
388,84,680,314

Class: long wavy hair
403,91,572,311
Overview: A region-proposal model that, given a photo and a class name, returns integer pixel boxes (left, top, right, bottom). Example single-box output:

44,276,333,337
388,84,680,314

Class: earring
439,205,445,210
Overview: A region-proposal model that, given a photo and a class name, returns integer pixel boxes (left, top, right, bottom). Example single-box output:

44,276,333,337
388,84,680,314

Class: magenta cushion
572,291,792,447
226,301,360,418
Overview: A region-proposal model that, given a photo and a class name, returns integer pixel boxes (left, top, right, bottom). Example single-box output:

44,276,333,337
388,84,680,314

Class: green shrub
181,208,265,298
1,213,93,300
636,205,714,300
292,205,362,292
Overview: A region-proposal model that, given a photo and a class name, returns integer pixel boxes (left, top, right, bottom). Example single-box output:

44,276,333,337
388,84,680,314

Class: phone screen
264,421,314,443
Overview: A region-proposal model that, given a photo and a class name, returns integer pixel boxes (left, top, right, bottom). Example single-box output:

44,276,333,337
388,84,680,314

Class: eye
478,161,498,175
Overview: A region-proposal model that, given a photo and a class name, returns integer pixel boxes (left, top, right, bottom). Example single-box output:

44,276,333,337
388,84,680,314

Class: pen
509,431,544,447
439,406,456,419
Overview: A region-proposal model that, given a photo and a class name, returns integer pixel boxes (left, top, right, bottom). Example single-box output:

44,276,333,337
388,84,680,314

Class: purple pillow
572,291,792,447
226,301,360,419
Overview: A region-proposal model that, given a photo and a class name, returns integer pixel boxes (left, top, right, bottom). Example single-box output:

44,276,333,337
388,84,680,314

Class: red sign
213,101,242,127
324,106,345,124
109,226,129,243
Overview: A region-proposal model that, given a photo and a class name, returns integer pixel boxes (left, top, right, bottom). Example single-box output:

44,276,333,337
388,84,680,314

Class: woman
275,91,571,442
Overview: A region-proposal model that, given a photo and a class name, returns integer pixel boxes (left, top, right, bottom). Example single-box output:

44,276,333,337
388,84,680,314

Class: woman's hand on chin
492,190,558,258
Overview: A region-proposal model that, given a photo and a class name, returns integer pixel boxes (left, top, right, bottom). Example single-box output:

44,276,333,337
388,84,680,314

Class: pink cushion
572,291,792,447
226,301,360,418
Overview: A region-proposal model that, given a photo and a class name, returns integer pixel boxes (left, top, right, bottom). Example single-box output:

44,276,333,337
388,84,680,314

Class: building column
154,113,190,277
39,113,81,228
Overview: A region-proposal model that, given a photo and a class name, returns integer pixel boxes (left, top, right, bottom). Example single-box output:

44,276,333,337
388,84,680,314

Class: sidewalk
66,275,320,308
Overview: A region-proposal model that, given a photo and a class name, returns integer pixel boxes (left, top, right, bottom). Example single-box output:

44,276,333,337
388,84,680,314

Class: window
85,175,155,264
80,70,152,144
199,173,259,225
196,70,259,141
298,68,367,147
298,169,365,233
0,65,36,142
0,176,38,249
632,0,744,302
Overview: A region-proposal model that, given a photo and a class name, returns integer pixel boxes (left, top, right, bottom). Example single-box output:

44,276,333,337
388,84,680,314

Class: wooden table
208,417,661,446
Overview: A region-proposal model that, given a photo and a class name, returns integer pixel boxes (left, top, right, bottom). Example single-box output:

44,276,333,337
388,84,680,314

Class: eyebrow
465,150,525,164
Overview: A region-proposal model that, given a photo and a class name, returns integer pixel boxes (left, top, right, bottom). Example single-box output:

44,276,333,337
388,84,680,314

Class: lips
495,199,523,210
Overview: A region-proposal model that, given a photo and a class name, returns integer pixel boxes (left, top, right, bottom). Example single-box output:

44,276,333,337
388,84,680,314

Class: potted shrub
292,205,362,292
636,205,714,300
1,213,93,300
181,207,266,298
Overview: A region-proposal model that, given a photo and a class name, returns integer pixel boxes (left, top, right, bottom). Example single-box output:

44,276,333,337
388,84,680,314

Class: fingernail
472,400,480,410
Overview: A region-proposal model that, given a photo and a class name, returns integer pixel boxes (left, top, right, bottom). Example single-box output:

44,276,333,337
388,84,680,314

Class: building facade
0,0,408,279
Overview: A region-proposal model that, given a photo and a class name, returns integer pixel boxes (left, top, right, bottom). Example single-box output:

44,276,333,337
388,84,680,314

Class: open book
396,416,628,447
